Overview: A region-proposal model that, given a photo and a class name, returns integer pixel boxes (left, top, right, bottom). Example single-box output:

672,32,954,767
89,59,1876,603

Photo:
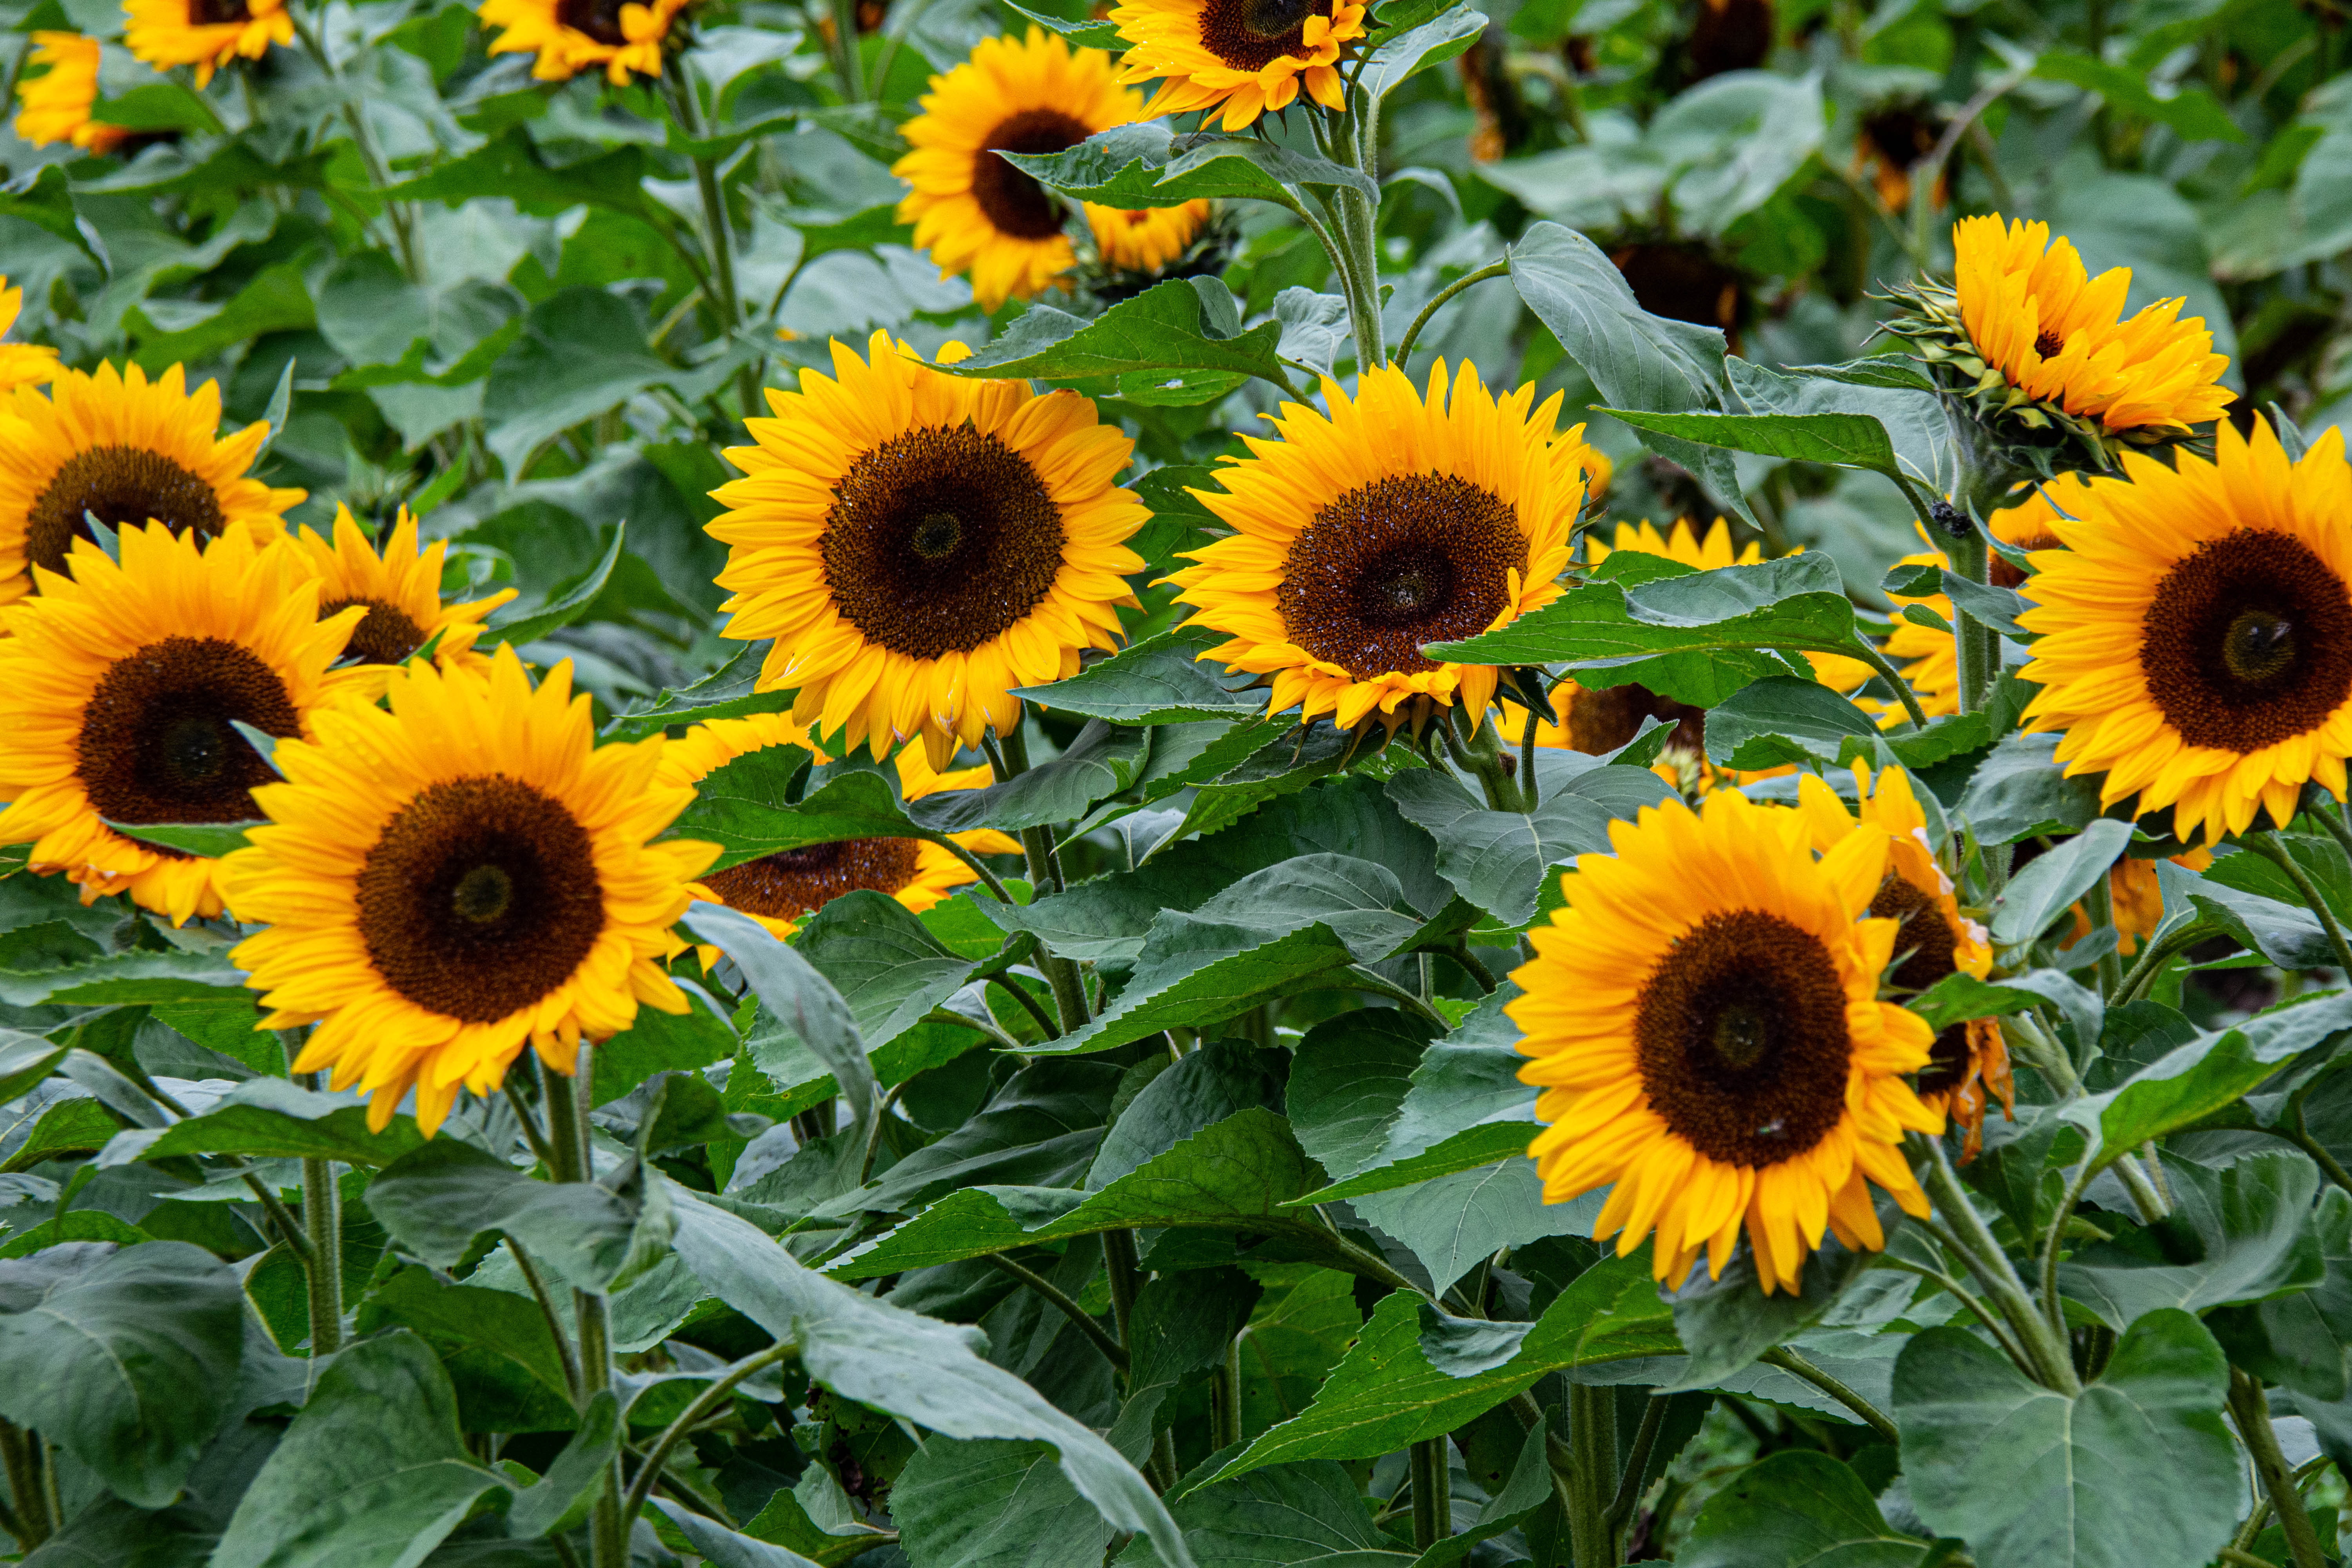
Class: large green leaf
602,641,793,741
2058,1149,2327,1328
1087,1039,1285,1189
1386,754,1670,926
942,279,1294,405
1952,733,2105,846
793,891,1022,1060
688,902,881,1139
111,1078,426,1167
1990,819,2133,946
894,1437,1112,1568
1002,122,1374,212
1598,407,1903,476
1677,1451,1929,1568
908,722,1150,835
363,1139,670,1294
1014,628,1267,727
1122,1461,1416,1568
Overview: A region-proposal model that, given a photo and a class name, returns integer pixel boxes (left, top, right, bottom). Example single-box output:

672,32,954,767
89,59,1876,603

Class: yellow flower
287,505,517,697
894,29,1212,312
1510,789,1941,1294
478,0,688,83
124,0,292,85
708,331,1147,769
1985,471,2096,588
1870,500,2058,730
1167,361,1587,736
2019,417,2352,844
12,34,127,155
0,276,60,393
0,525,368,924
0,359,304,611
1109,0,1366,130
1953,214,2233,435
224,648,719,1134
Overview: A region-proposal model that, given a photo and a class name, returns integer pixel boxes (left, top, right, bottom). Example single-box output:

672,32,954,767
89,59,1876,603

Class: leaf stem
619,1341,802,1534
1604,1394,1669,1533
1944,524,1999,715
2039,1158,2097,1342
552,1049,627,1568
2290,1102,2352,1195
2247,831,2352,976
1394,260,1510,367
1759,1347,1900,1443
664,71,760,418
1100,1228,1141,1356
1913,1133,2081,1392
294,1071,344,1354
984,722,1090,1030
509,1238,585,1403
986,973,1062,1039
1843,637,1932,731
287,7,421,281
1346,965,1451,1028
2230,1367,2332,1568
0,1419,50,1548
2114,921,2214,1005
1409,1438,1445,1549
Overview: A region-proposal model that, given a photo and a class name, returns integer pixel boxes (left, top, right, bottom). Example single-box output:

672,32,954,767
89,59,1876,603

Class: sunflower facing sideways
1509,789,1943,1295
478,0,688,84
124,0,292,85
0,359,305,610
12,34,127,156
2020,417,2352,845
896,30,1212,311
1169,361,1582,737
0,278,60,392
0,526,368,924
288,505,517,696
222,649,719,1135
708,331,1148,768
1109,0,1367,130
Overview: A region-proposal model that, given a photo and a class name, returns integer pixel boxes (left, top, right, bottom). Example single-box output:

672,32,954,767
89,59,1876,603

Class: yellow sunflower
1109,0,1367,130
1952,214,2232,436
895,30,1213,312
2020,417,2352,844
124,0,292,85
2060,847,2213,957
708,330,1148,768
0,525,367,924
658,712,1020,946
1986,471,2097,589
1510,789,1942,1294
0,277,60,393
0,359,304,611
223,648,719,1134
1168,361,1582,735
477,0,686,82
12,34,127,156
288,505,517,697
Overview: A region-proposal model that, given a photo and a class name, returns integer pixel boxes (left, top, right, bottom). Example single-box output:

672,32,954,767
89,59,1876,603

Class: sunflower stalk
1325,94,1388,374
1945,524,1999,715
1561,1383,1617,1568
289,4,422,283
1409,1437,1445,1550
663,71,762,418
2077,867,2125,998
2247,831,2352,978
985,721,1090,1030
1913,1133,2080,1392
2230,1367,2332,1568
546,1051,628,1568
294,1069,345,1354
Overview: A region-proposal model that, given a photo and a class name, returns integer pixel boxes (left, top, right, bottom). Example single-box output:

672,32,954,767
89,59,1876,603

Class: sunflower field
0,0,2350,1560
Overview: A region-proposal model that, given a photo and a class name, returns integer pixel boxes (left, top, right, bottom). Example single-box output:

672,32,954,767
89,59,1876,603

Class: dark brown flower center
187,0,253,24
555,0,629,45
321,596,430,666
1198,0,1332,71
973,109,1091,241
1868,875,1958,996
27,446,227,576
2140,528,2352,755
1988,530,2055,590
820,423,1065,662
1635,908,1853,1166
1276,473,1524,681
704,839,925,922
78,637,298,856
1916,1024,1973,1099
1564,682,1706,755
356,775,606,1024
2033,330,2065,359
1685,0,1771,79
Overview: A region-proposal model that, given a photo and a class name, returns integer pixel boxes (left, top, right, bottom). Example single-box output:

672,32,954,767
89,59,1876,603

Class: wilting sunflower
895,30,1213,312
124,0,292,85
709,331,1147,768
1108,0,1366,130
289,505,517,697
12,34,127,156
223,649,719,1134
0,526,367,924
0,359,304,610
1510,789,1942,1294
0,278,59,392
1798,762,2010,1160
1170,361,1581,736
479,0,688,83
659,712,1020,945
2020,418,2352,844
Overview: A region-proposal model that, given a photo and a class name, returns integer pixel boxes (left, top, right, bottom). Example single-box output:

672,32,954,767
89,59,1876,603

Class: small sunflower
0,277,60,392
124,0,292,85
2020,418,2352,844
12,34,127,156
223,648,719,1134
708,331,1148,768
1169,361,1583,736
0,359,304,611
1985,471,2096,588
478,0,688,83
659,713,1019,945
1510,789,1942,1294
0,525,368,924
289,505,517,697
1108,0,1366,130
895,30,1213,312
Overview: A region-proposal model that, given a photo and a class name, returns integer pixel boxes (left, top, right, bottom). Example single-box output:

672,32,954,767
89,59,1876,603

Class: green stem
1101,1228,1140,1354
829,0,865,99
551,1051,626,1568
2079,864,2125,999
1345,966,1452,1029
1215,1334,1245,1452
984,724,1089,1029
295,1073,344,1354
1564,1383,1617,1568
987,973,1060,1039
1915,1134,2080,1392
2292,1102,2352,1196
664,73,760,419
2115,922,2214,1005
1410,1438,1445,1550
2039,1159,2097,1342
2116,1149,2170,1223
1946,525,1998,715
1758,1348,1900,1443
1151,1425,1180,1493
0,1419,50,1548
2249,832,2352,976
1842,637,1932,731
982,1253,1128,1369
240,1171,313,1263
1448,943,1497,994
2305,789,2352,867
288,9,421,281
619,1341,800,1534
1603,1396,1668,1533
510,1240,584,1403
1394,260,1510,367
2004,1010,2081,1099
2231,1368,2330,1568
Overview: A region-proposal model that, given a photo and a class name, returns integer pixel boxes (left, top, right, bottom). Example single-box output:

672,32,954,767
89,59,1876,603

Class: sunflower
659,712,1020,946
0,277,60,393
1869,500,2060,729
2020,419,2352,844
0,526,367,924
1169,361,1582,736
895,31,1210,312
223,649,718,1134
289,505,517,697
1985,471,2096,588
124,0,292,85
1108,0,1367,130
478,0,688,84
0,359,304,611
1509,789,1942,1294
2062,847,2213,956
708,331,1147,768
12,34,127,156
1798,762,2010,1160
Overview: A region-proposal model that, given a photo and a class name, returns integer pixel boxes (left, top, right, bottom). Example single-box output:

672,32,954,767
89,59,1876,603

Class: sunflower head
708,331,1147,768
2020,417,2352,845
1509,789,1942,1294
1107,0,1367,130
224,648,719,1134
290,505,518,697
124,0,292,85
478,0,688,83
0,274,61,394
1985,471,2096,588
1168,361,1588,738
12,34,126,158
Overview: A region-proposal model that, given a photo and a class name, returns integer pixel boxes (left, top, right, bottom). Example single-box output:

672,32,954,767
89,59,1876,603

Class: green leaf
1893,1309,2238,1568
1387,755,1670,927
0,1035,67,1104
0,1096,127,1175
1597,407,1902,476
603,641,793,741
793,891,1020,1059
909,721,1149,835
481,287,681,474
483,522,627,648
1286,1009,1435,1180
0,1242,243,1509
0,949,245,1009
2061,1002,2352,1172
1990,818,2133,946
129,262,315,370
2060,1149,2327,1328
821,1059,1118,1218
96,819,264,859
1677,1450,1928,1568
1353,5,1488,105
689,902,881,1139
1004,122,1375,211
116,1078,426,1167
1002,0,1127,46
362,1265,576,1410
1014,628,1266,726
942,279,1294,405
2218,1186,2352,1401
508,1391,622,1537
1088,1039,1286,1189
654,1497,833,1567
363,1139,669,1294
895,1437,1113,1568
2034,52,2246,142
1120,1461,1414,1568
1952,733,2105,846
2170,862,2335,970
1666,1201,1912,1391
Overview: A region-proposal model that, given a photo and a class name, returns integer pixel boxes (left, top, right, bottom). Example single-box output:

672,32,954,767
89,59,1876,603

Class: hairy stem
2230,1368,2330,1568
0,1419,50,1548
620,1341,800,1533
1945,525,1997,715
2249,832,2352,976
1394,260,1510,367
1759,1348,1900,1443
1563,1383,1617,1568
